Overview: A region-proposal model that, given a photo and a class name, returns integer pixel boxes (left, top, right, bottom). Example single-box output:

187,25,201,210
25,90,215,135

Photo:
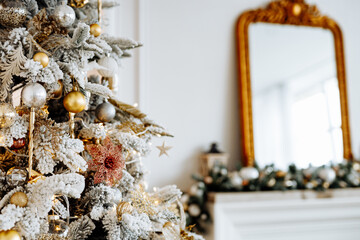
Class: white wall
108,0,360,190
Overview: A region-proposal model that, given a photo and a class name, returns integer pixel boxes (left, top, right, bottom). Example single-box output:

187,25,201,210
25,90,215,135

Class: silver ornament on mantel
0,0,27,28
228,171,243,188
95,102,116,122
21,82,47,108
98,56,119,77
0,103,16,128
318,168,336,184
239,167,259,180
53,4,76,27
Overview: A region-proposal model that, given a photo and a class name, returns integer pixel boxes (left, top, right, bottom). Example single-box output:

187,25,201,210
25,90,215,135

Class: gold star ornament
156,142,172,157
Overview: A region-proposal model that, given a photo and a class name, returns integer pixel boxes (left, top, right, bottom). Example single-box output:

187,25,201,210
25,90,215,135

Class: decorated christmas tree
0,0,203,239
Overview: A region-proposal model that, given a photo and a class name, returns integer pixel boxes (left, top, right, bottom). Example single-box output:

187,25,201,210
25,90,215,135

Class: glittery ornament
52,5,76,27
6,167,28,186
0,0,27,28
130,186,158,216
0,103,16,128
0,229,21,240
10,192,28,207
95,102,116,122
86,137,125,185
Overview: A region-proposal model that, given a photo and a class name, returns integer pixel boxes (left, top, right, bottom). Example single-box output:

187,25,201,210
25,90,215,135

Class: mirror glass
249,23,342,170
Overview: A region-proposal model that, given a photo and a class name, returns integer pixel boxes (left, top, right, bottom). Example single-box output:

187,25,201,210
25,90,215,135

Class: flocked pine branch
0,45,27,101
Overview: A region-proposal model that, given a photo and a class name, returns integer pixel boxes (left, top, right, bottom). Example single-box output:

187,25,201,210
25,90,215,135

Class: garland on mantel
181,160,360,233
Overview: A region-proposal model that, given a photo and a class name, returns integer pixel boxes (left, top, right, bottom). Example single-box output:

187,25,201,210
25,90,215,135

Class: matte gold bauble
90,23,101,37
10,192,28,207
116,202,133,221
52,80,64,98
33,52,49,68
0,229,21,240
63,91,86,113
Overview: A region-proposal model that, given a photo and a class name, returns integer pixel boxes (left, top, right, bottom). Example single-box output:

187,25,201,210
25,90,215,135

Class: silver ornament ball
239,167,259,180
21,82,47,108
53,5,76,27
6,167,28,186
0,103,16,128
95,102,116,122
318,168,336,184
98,57,119,77
229,171,243,188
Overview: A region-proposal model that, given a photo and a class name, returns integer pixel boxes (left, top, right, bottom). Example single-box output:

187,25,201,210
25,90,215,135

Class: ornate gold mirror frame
236,0,352,167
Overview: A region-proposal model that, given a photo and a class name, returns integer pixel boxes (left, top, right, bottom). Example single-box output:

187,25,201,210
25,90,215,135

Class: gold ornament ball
0,229,21,240
116,202,133,221
90,23,101,37
33,52,49,68
63,91,87,113
0,103,16,128
10,192,28,207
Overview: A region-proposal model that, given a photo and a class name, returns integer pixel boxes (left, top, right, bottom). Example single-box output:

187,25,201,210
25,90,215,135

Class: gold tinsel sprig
38,234,69,240
130,186,161,216
27,9,68,43
117,122,147,136
180,225,196,240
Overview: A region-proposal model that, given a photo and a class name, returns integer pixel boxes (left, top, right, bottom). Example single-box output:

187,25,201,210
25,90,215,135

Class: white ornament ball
98,56,118,77
95,102,116,122
239,167,259,180
21,82,47,108
318,168,336,183
180,194,190,204
53,5,76,27
188,204,201,217
229,171,243,188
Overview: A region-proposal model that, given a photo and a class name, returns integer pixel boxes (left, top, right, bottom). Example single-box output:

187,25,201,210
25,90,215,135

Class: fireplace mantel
204,189,360,240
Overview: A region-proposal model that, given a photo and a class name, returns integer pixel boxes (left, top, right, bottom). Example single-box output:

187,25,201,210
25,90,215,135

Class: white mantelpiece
204,189,360,240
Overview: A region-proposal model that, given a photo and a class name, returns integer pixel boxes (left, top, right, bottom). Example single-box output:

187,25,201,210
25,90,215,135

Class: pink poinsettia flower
86,137,125,186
